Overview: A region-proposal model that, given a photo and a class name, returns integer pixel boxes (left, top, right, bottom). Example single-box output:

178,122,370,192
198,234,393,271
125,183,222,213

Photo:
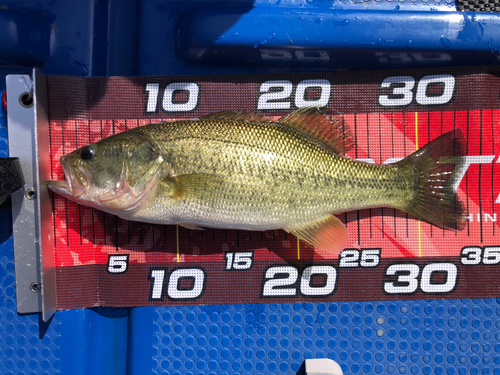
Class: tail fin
397,129,465,230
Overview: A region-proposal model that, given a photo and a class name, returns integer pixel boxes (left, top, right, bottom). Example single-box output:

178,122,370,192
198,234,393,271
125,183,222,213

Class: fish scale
48,106,464,253
139,122,389,218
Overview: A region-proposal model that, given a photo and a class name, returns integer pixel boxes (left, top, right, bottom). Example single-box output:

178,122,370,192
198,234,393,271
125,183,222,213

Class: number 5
107,254,129,274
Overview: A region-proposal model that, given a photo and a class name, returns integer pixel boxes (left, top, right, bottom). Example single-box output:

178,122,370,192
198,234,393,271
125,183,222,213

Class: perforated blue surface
151,301,500,375
1,1,500,374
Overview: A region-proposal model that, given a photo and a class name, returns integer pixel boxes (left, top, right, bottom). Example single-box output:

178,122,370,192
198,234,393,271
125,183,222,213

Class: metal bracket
7,68,56,321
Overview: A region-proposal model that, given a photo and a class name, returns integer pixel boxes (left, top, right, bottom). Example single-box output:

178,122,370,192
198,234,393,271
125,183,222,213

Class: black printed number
149,268,206,301
339,249,381,268
261,265,337,297
383,263,458,295
107,255,129,274
225,252,253,270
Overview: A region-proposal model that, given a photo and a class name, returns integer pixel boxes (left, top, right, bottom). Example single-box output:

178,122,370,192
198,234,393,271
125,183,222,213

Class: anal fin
179,222,204,230
285,215,348,253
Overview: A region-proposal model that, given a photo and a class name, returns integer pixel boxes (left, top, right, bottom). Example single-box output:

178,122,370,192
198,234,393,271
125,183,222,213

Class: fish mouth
47,157,90,198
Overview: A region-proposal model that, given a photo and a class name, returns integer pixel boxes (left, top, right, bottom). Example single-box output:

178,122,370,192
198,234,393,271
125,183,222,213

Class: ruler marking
176,225,180,263
88,120,97,244
492,110,495,236
453,111,458,237
49,118,57,246
367,114,372,239
51,191,57,247
466,111,470,237
391,112,397,238
415,112,422,257
441,112,445,238
111,121,119,251
75,120,83,246
404,113,409,238
79,205,83,246
61,120,69,246
100,120,107,246
479,110,483,244
428,112,433,238
297,237,300,260
140,223,143,245
379,112,384,236
354,114,361,245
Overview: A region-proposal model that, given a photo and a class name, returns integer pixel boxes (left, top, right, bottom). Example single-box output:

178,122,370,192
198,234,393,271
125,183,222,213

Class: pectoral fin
285,215,348,253
163,173,224,200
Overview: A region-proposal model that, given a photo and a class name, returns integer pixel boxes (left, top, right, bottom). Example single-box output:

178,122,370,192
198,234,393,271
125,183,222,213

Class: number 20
261,265,337,297
257,80,331,110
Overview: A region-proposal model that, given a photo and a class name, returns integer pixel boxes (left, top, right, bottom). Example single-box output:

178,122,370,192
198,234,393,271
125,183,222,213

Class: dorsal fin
200,111,271,123
277,106,353,155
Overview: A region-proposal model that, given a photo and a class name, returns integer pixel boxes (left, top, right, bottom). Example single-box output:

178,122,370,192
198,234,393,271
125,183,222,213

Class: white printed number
384,263,458,295
339,249,381,268
145,82,200,113
257,79,331,110
225,252,253,270
261,265,337,297
107,255,129,274
149,268,205,300
378,74,455,107
461,246,500,265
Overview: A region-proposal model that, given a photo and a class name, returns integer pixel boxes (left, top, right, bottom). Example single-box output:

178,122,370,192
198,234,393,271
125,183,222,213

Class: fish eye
80,146,95,161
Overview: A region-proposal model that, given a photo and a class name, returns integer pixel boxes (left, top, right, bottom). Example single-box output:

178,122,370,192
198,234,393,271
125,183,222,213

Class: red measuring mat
45,67,500,310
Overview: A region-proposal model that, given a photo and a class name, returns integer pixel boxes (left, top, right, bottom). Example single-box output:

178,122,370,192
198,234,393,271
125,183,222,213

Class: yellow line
417,221,422,257
176,225,180,262
297,237,300,260
415,112,422,258
415,112,419,149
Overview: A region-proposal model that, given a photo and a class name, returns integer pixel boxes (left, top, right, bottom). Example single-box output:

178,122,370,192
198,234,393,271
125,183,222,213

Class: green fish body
48,107,464,253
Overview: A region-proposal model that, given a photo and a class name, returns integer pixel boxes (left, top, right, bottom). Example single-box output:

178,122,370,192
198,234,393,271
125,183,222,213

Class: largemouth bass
48,107,464,253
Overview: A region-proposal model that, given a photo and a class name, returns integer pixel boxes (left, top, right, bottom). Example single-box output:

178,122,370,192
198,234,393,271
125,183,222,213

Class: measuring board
39,66,500,310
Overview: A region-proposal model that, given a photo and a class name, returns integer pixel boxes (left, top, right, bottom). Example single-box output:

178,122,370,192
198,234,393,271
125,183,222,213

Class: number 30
383,263,458,295
378,74,455,107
